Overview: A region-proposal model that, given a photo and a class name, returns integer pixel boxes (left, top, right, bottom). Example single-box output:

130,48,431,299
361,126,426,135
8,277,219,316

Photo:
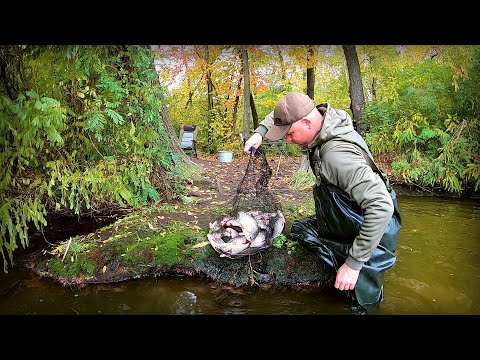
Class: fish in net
207,147,285,258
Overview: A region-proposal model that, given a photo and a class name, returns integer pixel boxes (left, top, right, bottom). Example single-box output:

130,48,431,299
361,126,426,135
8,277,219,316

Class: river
0,195,478,315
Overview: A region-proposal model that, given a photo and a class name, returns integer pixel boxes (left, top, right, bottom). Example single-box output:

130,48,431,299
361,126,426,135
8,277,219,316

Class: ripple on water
171,290,201,315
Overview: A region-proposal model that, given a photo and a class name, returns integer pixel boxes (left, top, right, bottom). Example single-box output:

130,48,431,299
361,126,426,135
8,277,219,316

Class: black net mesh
232,147,282,215
207,147,285,259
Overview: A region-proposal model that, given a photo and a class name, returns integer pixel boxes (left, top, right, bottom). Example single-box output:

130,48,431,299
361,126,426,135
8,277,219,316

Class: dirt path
174,153,311,230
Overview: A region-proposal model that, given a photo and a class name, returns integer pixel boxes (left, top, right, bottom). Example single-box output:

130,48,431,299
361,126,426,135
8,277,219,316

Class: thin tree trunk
158,91,185,157
149,46,185,158
241,45,251,139
206,45,215,154
250,92,259,129
230,74,242,143
371,77,377,100
342,45,365,136
0,45,24,100
306,46,315,100
299,46,316,170
223,91,230,122
273,45,287,81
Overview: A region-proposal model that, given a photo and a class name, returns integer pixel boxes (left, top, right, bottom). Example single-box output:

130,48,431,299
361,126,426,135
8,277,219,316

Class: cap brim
265,124,291,141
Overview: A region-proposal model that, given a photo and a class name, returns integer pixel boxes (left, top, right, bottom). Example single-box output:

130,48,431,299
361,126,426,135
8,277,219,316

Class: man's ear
301,118,312,129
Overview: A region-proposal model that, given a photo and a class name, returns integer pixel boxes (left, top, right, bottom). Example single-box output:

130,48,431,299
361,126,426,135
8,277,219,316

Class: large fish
207,231,250,258
249,230,267,248
207,209,285,258
237,211,259,241
269,210,285,240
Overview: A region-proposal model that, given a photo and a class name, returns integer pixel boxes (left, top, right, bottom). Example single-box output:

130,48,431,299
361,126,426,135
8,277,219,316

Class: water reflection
0,195,479,315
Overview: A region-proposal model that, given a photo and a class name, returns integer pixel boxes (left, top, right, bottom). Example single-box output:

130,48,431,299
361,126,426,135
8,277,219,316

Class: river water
0,195,479,315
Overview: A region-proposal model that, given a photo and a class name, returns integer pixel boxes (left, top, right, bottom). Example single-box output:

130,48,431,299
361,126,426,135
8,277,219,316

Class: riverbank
15,153,477,291
22,154,332,289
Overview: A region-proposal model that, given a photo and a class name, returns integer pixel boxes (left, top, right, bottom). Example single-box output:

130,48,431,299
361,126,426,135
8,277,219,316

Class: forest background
1,44,479,273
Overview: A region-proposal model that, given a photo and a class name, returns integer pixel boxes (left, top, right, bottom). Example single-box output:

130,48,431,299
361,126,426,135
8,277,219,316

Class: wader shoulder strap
319,140,391,191
319,140,377,170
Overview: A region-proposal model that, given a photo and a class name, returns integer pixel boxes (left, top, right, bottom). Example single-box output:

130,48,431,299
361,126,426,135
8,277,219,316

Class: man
243,92,401,309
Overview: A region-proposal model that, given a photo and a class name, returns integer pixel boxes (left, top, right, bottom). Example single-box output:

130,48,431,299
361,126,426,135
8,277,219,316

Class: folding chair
179,125,198,158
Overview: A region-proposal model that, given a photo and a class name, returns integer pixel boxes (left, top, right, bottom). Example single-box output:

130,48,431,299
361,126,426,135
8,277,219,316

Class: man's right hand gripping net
207,147,285,259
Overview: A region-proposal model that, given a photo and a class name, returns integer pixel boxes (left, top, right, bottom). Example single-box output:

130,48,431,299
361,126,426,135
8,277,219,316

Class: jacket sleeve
254,110,274,137
320,142,394,270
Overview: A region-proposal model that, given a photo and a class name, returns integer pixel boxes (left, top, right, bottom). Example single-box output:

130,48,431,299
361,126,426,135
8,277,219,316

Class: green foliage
288,168,315,190
0,197,47,272
125,45,480,197
273,234,299,255
363,47,480,193
0,45,188,272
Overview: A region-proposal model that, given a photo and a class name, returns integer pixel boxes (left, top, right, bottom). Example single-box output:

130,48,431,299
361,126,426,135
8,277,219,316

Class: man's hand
335,263,360,291
243,133,263,155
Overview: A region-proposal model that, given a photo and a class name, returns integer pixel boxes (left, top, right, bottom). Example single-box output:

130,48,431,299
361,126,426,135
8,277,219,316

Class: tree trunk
206,45,215,154
298,45,316,170
0,45,25,100
342,45,365,137
230,73,242,143
241,46,251,139
159,91,186,157
306,46,315,100
273,45,287,81
150,46,185,159
250,92,259,129
371,77,377,100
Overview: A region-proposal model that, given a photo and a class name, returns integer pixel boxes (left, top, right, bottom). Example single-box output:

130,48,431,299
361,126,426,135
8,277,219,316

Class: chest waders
289,140,402,309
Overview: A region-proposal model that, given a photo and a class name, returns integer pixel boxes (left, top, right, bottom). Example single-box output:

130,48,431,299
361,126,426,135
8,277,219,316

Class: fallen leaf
192,241,210,248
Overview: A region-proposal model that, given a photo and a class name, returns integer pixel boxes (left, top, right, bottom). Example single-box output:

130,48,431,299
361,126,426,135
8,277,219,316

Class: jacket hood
306,103,354,150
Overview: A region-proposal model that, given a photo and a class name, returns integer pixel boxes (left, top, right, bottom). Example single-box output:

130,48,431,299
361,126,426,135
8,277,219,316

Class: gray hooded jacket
255,103,394,271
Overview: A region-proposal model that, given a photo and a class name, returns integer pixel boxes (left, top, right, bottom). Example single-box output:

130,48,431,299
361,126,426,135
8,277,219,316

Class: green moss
46,255,96,279
39,209,211,280
111,237,136,252
120,225,201,268
152,233,185,265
